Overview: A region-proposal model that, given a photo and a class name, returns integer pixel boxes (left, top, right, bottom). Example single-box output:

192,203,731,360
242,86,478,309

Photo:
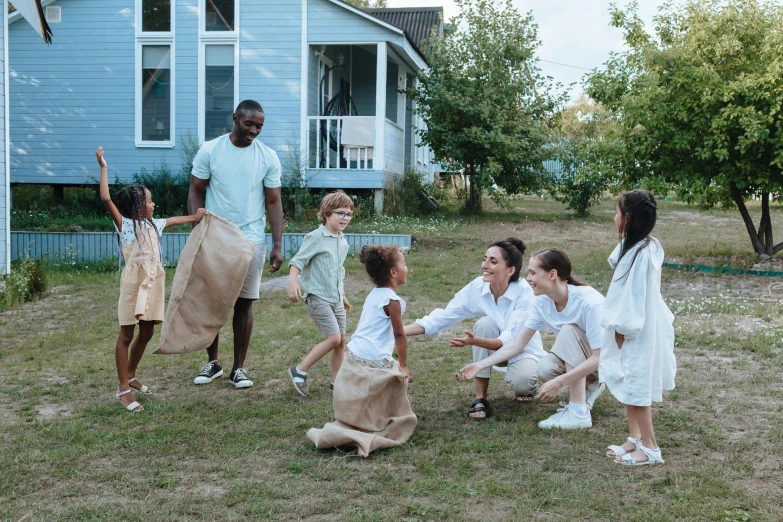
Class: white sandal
606,437,641,458
128,377,151,394
116,389,143,413
615,445,664,466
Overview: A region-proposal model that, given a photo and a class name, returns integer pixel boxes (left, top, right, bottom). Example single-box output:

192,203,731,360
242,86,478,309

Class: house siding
308,0,399,44
7,0,427,196
239,0,302,176
9,0,169,185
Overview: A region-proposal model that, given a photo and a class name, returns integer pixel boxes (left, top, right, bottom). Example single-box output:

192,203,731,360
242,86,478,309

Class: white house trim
197,0,239,144
300,0,308,178
134,0,176,148
374,41,386,171
5,0,11,274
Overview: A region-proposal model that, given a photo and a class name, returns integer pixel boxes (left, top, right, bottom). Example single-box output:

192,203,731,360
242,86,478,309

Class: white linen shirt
415,276,545,362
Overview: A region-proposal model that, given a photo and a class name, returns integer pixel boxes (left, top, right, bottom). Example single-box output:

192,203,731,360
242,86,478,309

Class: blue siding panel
11,231,410,263
308,0,400,43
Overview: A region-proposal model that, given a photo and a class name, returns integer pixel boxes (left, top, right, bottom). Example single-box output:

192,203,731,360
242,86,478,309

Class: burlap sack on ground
155,212,254,355
307,354,417,457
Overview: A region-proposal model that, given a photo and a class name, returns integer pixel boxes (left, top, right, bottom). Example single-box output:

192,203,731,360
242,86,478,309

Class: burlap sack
155,212,254,355
307,353,417,457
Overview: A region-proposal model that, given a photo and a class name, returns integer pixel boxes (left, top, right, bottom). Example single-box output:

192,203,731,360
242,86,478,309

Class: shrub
384,168,441,217
0,258,48,311
132,158,190,217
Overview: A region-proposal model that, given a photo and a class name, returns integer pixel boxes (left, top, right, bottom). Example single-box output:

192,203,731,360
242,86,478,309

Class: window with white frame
204,44,236,141
205,0,235,32
199,0,238,142
136,0,175,147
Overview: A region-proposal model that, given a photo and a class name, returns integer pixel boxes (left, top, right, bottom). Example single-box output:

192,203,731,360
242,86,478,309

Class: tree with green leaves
549,95,621,216
586,0,783,255
408,0,567,212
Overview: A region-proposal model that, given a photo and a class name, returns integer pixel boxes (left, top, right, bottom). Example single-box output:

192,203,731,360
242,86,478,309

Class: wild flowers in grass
0,257,48,311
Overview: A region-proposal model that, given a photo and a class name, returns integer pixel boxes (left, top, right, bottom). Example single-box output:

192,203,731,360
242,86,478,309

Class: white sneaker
538,405,592,430
586,381,605,410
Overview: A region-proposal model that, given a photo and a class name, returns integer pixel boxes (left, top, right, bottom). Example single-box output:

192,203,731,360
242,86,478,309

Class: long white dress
599,238,676,406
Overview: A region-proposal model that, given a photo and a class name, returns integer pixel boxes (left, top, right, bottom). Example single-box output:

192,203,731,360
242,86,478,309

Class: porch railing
308,116,373,170
384,119,404,175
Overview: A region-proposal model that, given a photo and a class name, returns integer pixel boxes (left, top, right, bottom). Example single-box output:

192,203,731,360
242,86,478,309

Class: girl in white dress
600,189,676,465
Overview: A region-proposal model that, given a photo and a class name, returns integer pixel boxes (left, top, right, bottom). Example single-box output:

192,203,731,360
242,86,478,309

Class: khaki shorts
306,294,347,336
537,324,599,383
238,243,267,300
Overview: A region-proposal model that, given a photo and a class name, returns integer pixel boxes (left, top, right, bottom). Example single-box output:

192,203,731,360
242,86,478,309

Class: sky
386,0,666,102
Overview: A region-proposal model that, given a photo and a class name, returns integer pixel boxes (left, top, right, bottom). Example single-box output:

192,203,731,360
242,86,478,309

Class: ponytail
532,248,588,287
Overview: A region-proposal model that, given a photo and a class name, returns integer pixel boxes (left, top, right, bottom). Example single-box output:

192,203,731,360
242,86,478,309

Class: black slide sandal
468,398,490,420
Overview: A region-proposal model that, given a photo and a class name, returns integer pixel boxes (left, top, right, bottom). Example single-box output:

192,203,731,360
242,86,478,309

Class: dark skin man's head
230,110,265,148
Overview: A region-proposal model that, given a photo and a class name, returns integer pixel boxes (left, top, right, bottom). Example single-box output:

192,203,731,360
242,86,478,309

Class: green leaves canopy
408,0,567,210
586,0,783,254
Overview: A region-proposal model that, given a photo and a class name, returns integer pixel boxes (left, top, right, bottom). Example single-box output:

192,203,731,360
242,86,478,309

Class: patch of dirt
34,400,73,420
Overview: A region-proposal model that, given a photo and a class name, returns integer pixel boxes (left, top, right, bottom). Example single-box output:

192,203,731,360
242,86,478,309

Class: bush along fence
11,232,412,265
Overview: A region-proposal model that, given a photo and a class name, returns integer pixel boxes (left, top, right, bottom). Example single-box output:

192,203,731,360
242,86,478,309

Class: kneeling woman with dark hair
458,248,607,430
404,238,545,419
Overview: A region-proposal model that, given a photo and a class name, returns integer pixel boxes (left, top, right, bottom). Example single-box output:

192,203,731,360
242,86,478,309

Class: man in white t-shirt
187,99,284,389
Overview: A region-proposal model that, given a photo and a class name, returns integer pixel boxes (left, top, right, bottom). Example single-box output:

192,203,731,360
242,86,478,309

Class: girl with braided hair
97,147,206,413
601,189,676,465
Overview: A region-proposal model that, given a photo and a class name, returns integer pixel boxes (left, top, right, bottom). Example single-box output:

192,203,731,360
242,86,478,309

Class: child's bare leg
127,320,155,389
469,378,490,419
329,335,347,382
616,405,658,462
298,334,342,373
607,405,641,457
565,362,587,404
115,325,136,408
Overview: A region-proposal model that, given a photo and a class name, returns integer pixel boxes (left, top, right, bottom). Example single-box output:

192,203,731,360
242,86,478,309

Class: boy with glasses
287,191,355,396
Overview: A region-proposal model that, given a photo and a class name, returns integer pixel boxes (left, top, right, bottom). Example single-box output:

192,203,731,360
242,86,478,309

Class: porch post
374,42,387,215
375,42,387,172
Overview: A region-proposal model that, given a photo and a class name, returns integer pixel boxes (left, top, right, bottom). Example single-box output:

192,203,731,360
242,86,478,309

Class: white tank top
348,287,406,360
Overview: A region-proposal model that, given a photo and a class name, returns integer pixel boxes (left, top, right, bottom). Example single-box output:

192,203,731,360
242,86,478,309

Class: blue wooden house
7,0,442,213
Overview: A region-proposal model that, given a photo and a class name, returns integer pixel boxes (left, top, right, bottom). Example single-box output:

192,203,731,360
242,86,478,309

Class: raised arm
457,327,537,381
403,323,425,336
96,147,122,230
387,299,413,383
264,186,283,273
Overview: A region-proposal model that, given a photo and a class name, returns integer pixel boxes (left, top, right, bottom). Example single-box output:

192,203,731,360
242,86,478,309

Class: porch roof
363,7,443,59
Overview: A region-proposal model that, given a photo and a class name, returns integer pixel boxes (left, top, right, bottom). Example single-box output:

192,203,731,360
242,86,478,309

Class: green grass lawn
1,197,782,521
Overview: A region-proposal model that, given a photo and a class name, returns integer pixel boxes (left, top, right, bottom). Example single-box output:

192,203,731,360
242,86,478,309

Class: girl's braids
114,184,161,265
358,244,400,287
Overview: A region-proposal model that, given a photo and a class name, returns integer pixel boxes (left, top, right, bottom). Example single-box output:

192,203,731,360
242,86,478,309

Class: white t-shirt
191,133,282,244
115,217,166,246
525,284,606,350
348,287,406,360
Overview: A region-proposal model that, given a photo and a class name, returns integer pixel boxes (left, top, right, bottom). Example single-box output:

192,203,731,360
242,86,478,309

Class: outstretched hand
456,363,482,382
96,146,107,168
536,378,560,402
449,330,475,347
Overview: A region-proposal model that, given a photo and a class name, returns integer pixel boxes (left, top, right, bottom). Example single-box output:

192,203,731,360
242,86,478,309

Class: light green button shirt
289,224,350,304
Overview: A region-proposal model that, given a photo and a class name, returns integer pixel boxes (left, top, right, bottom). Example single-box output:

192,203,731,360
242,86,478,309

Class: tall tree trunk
730,185,764,254
466,164,481,213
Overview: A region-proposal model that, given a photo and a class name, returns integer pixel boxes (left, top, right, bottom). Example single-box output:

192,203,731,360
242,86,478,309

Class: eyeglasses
335,211,354,220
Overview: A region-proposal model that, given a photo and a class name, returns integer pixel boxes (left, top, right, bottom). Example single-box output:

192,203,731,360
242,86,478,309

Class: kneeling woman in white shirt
404,238,545,420
458,248,606,430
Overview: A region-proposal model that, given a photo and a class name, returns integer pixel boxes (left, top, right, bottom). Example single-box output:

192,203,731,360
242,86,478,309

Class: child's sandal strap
115,388,133,399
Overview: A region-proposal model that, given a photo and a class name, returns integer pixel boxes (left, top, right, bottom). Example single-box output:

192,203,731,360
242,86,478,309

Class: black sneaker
194,360,223,384
228,368,253,388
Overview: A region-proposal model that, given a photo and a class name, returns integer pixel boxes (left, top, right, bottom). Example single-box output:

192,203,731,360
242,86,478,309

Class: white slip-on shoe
538,405,592,430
